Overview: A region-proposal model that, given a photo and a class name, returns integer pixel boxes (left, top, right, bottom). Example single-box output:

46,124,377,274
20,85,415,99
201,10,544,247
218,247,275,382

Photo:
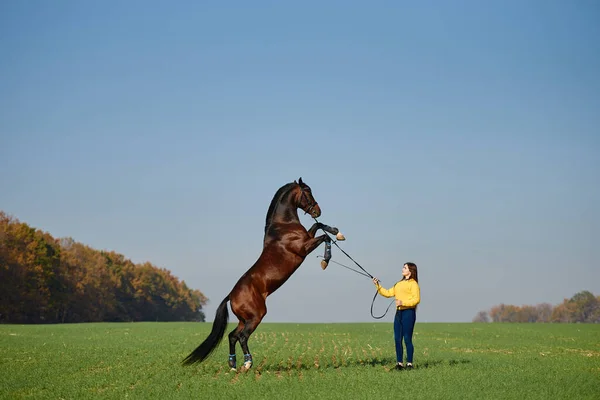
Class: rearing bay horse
182,178,341,371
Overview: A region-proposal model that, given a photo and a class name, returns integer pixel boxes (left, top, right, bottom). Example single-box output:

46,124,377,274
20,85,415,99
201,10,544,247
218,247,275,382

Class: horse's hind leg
238,315,265,371
230,291,267,371
235,300,267,371
227,322,244,370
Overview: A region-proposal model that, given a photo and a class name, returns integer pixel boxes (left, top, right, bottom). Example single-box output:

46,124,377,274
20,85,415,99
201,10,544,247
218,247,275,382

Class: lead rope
314,224,396,320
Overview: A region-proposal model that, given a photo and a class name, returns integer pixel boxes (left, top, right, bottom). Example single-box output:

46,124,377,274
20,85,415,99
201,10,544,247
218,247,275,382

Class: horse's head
296,177,321,218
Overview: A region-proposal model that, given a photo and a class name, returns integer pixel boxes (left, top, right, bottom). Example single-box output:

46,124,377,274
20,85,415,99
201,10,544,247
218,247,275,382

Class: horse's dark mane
265,182,297,232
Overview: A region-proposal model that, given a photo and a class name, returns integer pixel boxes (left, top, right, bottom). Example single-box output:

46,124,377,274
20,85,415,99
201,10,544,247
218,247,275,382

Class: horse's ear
298,177,303,185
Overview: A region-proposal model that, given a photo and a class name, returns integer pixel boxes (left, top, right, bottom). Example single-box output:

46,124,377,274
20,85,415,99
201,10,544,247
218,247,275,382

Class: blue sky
1,1,598,323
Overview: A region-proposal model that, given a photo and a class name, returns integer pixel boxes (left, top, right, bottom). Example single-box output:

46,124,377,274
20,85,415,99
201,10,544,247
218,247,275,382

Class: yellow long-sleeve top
375,278,420,310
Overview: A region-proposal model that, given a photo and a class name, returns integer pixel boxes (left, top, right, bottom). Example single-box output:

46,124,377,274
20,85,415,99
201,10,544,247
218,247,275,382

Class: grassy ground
1,322,598,399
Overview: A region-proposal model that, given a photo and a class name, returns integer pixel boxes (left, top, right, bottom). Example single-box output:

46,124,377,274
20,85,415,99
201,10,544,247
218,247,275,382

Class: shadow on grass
418,359,471,369
208,357,472,373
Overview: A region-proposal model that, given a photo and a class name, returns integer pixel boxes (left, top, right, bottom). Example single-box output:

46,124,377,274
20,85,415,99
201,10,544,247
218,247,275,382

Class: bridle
299,186,318,216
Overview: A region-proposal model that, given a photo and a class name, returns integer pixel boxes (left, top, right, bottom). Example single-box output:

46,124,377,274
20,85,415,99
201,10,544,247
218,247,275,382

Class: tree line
473,290,600,323
0,211,207,324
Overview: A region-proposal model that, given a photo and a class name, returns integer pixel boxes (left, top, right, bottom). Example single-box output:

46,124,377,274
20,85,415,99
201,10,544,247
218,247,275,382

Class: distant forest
473,290,600,323
0,211,207,324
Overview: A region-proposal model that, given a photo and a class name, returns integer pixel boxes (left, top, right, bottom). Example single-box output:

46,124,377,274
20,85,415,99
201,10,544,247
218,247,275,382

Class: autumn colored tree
535,303,553,323
568,291,599,323
550,300,577,323
551,291,599,323
0,211,207,323
476,291,598,323
472,311,489,323
0,212,65,323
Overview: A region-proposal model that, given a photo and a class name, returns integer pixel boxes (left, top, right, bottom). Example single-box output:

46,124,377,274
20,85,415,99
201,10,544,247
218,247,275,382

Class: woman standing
373,262,420,370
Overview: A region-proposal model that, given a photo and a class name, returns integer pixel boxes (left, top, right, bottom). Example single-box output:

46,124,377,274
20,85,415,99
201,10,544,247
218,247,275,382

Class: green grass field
1,322,598,399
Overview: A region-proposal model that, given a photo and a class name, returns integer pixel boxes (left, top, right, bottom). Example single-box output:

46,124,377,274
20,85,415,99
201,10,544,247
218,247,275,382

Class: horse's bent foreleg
321,240,332,269
307,222,339,238
320,223,339,236
301,234,329,257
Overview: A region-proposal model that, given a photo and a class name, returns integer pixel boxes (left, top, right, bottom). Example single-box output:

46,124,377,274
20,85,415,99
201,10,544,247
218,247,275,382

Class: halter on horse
182,178,342,371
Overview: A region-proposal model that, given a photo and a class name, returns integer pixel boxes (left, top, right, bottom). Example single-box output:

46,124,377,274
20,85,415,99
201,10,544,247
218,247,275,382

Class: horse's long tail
182,295,230,366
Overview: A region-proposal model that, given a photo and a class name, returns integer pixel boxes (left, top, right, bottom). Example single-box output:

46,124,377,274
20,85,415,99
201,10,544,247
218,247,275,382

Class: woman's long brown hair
403,262,418,283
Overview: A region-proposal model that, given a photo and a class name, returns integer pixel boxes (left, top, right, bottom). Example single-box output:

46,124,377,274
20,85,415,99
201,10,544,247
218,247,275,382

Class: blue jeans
393,308,416,363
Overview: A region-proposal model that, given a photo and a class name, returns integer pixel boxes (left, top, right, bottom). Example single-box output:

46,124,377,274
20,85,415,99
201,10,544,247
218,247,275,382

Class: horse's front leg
301,234,330,256
307,222,344,240
322,241,332,270
301,234,333,270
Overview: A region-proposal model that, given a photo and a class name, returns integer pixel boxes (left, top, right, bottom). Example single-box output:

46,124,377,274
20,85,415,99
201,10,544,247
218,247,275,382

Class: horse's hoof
321,260,328,270
336,232,346,241
230,367,237,372
242,361,252,371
